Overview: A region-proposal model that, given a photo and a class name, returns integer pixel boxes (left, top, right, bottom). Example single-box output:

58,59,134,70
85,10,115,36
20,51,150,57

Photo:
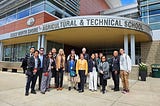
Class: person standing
38,48,46,90
51,48,57,88
88,53,98,92
111,51,120,91
25,50,41,96
40,51,53,94
98,56,110,94
76,53,88,93
82,47,89,85
67,49,79,61
21,47,35,74
67,55,77,91
56,49,65,90
119,49,131,94
95,53,100,87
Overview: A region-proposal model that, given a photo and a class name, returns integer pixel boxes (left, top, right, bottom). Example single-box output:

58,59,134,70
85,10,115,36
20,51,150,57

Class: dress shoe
79,90,84,93
102,91,105,94
31,90,36,94
41,92,45,94
25,92,29,96
114,88,120,91
68,87,71,91
59,87,63,90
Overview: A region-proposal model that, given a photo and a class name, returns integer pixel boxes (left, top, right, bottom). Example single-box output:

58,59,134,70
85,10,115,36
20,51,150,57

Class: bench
0,61,23,73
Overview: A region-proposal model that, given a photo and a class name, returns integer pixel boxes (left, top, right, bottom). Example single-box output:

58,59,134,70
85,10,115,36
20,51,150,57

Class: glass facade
0,0,80,26
139,0,160,30
3,42,37,62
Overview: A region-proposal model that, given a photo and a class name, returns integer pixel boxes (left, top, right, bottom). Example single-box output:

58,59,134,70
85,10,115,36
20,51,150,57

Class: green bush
139,62,147,71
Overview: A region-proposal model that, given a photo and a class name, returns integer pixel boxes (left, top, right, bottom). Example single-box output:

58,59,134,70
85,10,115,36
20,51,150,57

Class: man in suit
38,48,46,90
25,50,41,96
21,47,35,74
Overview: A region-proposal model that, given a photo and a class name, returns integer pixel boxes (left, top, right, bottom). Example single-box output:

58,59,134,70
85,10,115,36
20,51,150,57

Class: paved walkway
0,71,160,106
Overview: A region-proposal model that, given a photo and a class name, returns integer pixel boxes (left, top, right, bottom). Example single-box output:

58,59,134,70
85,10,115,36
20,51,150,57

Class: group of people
21,47,131,96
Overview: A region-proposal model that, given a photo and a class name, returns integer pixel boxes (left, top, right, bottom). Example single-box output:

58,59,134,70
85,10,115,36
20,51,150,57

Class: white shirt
120,54,132,73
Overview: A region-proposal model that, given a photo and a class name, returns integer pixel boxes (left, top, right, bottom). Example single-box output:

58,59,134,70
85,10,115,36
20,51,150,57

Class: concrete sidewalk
0,71,160,106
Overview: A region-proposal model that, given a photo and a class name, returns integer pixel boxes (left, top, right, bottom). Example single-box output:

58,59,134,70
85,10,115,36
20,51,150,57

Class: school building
0,0,159,76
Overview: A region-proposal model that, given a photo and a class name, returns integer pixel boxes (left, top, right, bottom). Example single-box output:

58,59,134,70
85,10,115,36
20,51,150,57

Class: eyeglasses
49,54,52,55
102,58,106,59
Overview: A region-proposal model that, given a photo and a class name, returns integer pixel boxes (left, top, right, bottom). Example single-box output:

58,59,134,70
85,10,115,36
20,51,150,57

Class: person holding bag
67,55,77,91
40,51,53,94
98,56,110,94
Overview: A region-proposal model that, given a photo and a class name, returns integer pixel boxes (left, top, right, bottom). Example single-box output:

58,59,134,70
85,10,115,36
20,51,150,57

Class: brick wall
80,0,110,15
0,12,58,35
141,41,160,73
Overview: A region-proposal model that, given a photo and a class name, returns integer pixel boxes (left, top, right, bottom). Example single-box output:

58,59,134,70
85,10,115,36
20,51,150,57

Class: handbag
76,75,80,83
70,70,76,77
103,71,110,80
25,70,33,76
44,72,49,76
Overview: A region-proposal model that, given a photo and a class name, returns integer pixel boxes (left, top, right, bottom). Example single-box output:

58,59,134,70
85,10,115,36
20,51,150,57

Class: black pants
37,68,43,90
78,70,85,91
100,73,107,92
52,68,57,86
56,69,64,88
25,74,37,93
112,71,120,90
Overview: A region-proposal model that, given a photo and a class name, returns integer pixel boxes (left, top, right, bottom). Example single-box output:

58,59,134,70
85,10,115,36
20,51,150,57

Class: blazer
88,59,98,72
98,62,109,73
56,54,65,70
27,56,41,74
110,56,120,72
43,58,54,73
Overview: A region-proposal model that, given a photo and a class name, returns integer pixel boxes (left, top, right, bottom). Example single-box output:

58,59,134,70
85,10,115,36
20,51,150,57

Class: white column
37,35,41,50
130,35,136,65
41,34,45,48
0,42,3,61
124,35,128,55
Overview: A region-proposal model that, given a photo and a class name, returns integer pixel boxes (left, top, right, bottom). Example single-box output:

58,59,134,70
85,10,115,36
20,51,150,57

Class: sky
121,0,137,5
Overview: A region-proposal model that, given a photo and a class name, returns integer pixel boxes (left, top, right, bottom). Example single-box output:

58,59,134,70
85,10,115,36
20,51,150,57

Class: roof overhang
1,15,152,48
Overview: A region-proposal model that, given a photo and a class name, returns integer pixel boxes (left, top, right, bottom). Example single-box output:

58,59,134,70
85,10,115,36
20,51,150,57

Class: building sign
26,17,35,26
8,16,151,39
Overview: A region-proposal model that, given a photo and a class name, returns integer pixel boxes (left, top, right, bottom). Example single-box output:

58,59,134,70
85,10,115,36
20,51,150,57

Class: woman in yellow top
76,53,88,93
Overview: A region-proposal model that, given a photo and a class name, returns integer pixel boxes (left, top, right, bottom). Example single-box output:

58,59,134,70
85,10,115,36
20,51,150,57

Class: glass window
31,0,44,6
149,9,160,15
31,4,44,14
0,18,6,26
149,3,160,11
3,45,11,61
18,4,30,12
149,15,160,23
45,4,55,15
17,9,29,19
141,17,149,24
7,14,17,23
18,43,26,58
150,23,160,30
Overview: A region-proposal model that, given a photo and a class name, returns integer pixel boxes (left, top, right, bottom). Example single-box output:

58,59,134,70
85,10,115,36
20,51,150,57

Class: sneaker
126,89,130,93
122,90,127,94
